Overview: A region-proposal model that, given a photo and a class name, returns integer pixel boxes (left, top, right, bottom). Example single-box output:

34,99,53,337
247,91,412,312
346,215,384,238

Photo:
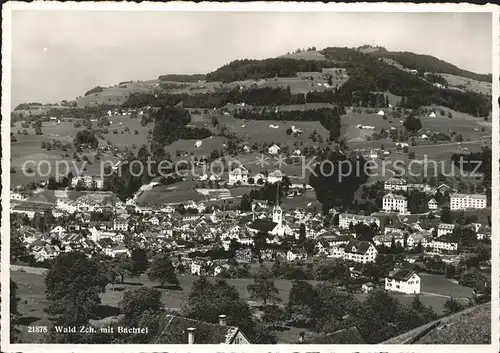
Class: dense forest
330,49,491,116
124,87,306,109
367,50,492,83
205,58,336,82
158,74,206,82
309,150,371,212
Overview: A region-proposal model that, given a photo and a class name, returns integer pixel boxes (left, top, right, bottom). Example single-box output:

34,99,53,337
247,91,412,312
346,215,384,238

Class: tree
440,207,452,223
148,253,179,287
11,229,33,264
247,266,281,305
262,304,285,326
240,193,252,211
183,277,256,341
408,151,415,160
35,126,43,135
443,297,464,315
111,254,135,283
118,287,163,326
403,116,422,133
298,223,306,244
10,280,21,342
285,280,320,326
45,252,109,326
131,248,149,276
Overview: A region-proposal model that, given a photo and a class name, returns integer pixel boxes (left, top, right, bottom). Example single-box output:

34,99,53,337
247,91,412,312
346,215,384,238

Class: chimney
187,327,195,344
298,331,305,343
218,314,227,326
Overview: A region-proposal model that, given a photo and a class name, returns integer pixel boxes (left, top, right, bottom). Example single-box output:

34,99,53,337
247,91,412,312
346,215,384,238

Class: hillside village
9,45,492,345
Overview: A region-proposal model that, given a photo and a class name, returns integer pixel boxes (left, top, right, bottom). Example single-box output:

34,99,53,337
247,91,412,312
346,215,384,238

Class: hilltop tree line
205,58,336,82
196,47,490,116
84,86,105,96
366,50,492,83
158,74,206,82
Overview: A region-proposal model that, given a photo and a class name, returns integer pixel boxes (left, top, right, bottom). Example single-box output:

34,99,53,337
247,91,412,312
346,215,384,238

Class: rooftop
382,303,491,344
151,314,244,344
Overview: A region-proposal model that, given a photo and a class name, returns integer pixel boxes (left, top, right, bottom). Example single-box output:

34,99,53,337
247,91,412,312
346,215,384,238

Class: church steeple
272,182,282,226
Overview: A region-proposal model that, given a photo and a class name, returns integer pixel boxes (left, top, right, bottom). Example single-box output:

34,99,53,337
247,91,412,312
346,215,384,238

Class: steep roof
307,326,365,344
247,219,277,233
387,268,416,281
151,314,245,344
344,240,373,254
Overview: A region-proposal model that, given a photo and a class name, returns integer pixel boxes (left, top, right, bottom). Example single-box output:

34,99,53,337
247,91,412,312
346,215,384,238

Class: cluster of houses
10,172,490,297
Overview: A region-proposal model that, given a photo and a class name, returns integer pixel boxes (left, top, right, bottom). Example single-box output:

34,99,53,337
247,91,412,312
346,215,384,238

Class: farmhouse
450,193,487,210
229,166,249,184
382,193,408,214
385,269,421,295
71,175,104,190
268,144,280,155
338,213,380,230
407,231,432,248
343,240,378,263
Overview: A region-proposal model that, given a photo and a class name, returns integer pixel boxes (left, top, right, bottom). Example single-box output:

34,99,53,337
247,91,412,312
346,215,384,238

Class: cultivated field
438,73,492,96
11,268,474,342
75,82,156,107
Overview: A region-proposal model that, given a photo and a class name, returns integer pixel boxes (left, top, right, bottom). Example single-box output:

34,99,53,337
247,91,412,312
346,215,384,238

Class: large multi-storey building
450,193,487,210
384,177,408,192
343,240,378,263
382,193,408,214
338,213,380,230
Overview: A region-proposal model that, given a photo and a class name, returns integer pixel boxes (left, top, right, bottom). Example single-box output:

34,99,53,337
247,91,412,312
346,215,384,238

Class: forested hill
366,50,492,83
200,47,491,117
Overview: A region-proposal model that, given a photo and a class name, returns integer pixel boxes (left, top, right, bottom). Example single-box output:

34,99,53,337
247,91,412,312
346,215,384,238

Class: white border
2,2,499,353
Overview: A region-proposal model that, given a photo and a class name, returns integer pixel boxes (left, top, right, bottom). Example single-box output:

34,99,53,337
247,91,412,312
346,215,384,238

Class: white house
268,144,280,155
385,269,421,295
377,110,385,116
382,193,408,214
338,213,380,230
10,192,26,201
267,170,284,184
406,231,432,248
430,238,459,253
373,233,404,248
229,166,249,184
343,240,378,263
450,193,487,211
437,223,456,237
429,112,437,118
428,198,438,210
286,249,307,262
49,225,67,238
191,262,202,276
384,177,408,192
